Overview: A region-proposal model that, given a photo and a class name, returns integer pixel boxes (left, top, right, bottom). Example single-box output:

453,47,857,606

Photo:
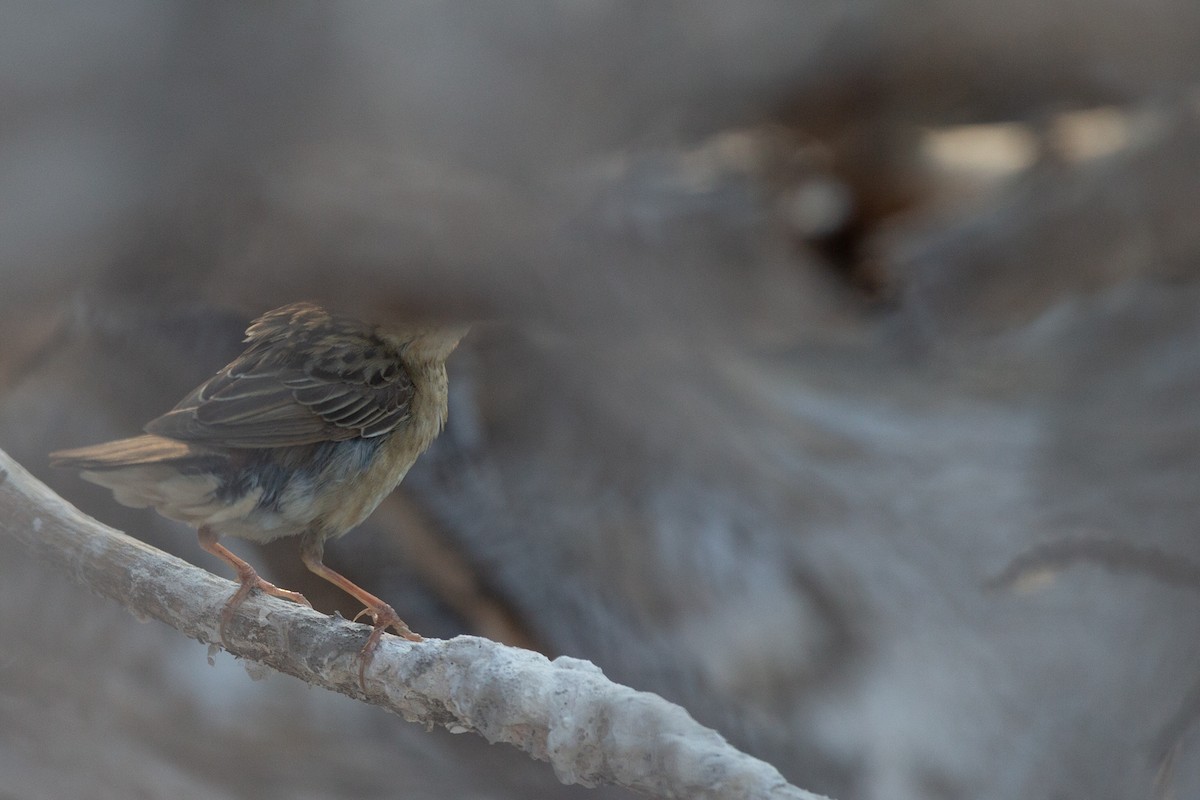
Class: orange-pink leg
300,532,422,689
198,526,311,644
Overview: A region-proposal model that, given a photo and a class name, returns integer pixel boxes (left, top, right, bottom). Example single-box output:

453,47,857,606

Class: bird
50,301,468,686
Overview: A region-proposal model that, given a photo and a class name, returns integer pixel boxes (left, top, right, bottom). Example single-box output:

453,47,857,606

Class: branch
989,535,1200,593
0,447,828,800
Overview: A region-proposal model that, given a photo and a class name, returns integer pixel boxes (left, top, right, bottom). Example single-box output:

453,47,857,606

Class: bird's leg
197,525,311,645
299,531,422,688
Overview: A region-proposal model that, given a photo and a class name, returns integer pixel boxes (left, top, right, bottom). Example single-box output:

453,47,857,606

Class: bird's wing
144,303,415,448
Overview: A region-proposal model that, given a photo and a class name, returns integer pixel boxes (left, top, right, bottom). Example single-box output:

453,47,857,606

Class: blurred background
2,3,1200,798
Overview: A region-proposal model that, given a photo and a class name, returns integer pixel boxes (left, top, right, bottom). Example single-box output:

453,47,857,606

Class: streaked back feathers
146,302,417,448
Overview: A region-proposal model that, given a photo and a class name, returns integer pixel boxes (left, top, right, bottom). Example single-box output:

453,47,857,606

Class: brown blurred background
3,3,1200,798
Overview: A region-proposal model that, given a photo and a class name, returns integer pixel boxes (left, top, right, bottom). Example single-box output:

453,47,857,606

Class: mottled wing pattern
144,302,414,448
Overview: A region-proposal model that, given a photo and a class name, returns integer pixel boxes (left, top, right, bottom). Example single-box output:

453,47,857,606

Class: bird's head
382,324,470,366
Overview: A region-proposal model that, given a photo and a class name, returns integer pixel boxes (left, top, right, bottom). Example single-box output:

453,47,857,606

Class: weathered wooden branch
0,447,828,800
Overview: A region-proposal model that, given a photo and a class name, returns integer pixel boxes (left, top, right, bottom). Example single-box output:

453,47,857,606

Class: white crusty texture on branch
0,447,829,800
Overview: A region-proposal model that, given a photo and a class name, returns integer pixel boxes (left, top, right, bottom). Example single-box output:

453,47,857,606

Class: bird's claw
217,569,311,647
354,603,423,690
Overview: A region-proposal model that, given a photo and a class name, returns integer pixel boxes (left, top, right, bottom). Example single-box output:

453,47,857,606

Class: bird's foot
353,602,423,689
217,565,311,645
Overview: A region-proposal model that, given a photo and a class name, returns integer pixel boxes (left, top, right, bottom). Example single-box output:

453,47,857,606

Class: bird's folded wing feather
144,304,415,448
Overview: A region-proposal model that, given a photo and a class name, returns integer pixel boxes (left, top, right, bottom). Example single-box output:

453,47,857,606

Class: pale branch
0,447,828,800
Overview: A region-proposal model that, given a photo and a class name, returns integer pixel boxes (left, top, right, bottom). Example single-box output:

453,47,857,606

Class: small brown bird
51,302,467,684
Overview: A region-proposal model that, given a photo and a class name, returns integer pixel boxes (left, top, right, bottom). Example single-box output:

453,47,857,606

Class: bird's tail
50,434,233,517
49,434,200,470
